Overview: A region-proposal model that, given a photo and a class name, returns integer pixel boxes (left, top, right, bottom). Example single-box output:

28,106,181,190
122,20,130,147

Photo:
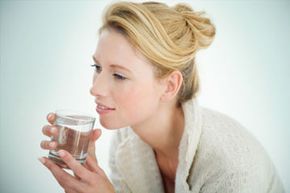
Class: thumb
87,129,102,162
90,129,102,142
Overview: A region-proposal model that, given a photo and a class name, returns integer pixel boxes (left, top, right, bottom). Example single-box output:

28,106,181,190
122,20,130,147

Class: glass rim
54,109,96,123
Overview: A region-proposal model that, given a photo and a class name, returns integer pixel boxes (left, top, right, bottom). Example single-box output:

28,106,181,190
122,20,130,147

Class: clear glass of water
48,110,95,168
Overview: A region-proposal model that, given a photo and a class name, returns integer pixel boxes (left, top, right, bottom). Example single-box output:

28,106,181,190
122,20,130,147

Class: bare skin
40,113,114,193
40,29,184,193
155,151,179,193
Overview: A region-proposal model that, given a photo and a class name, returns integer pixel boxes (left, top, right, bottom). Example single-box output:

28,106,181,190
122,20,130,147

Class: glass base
48,152,86,168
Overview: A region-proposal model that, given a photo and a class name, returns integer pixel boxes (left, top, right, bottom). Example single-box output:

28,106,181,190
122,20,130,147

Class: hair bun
174,3,193,12
174,3,215,50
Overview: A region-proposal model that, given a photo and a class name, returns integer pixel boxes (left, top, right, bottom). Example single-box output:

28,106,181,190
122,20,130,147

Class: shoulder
188,106,284,192
198,106,260,149
197,106,270,167
199,106,246,131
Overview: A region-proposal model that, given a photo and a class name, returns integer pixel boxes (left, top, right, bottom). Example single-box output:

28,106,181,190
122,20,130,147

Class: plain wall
0,0,289,192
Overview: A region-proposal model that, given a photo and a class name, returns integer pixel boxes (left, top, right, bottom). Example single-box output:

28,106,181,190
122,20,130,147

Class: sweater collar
115,131,165,193
115,99,202,193
175,99,202,192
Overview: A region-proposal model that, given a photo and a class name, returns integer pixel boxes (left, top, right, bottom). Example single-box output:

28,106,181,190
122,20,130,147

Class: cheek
114,83,160,121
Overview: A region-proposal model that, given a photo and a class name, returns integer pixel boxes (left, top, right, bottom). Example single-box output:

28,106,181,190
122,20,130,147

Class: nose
90,73,108,97
90,85,97,96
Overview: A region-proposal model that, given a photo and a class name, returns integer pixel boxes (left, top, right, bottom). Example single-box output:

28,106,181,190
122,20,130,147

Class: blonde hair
100,1,216,103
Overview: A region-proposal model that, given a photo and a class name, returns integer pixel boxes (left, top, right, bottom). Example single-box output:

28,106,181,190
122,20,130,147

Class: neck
131,101,184,159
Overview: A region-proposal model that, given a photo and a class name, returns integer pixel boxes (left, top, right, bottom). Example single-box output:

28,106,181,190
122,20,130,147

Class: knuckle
40,141,47,148
40,141,56,149
42,125,48,133
58,175,69,188
76,168,87,178
58,181,66,189
50,126,58,135
66,182,76,190
48,141,56,149
87,175,97,185
55,171,70,188
40,141,44,148
44,159,54,170
47,113,56,123
50,141,57,148
62,179,77,191
47,112,53,119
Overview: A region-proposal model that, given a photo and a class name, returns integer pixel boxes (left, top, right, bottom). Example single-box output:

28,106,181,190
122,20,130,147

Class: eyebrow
92,55,132,73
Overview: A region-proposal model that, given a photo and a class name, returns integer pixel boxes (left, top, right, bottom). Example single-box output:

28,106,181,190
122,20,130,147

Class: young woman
39,1,284,193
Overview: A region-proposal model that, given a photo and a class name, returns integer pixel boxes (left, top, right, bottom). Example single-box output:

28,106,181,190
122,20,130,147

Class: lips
96,103,115,115
97,103,115,110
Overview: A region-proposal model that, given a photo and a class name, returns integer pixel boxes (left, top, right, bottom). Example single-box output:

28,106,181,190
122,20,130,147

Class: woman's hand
40,113,59,152
39,150,115,193
40,113,114,193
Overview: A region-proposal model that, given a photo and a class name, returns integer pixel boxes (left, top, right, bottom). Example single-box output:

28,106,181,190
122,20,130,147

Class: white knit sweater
108,99,284,193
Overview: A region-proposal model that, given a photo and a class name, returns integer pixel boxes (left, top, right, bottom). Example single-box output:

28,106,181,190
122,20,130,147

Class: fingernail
49,142,55,148
58,150,65,157
51,127,57,133
48,113,54,119
38,157,46,164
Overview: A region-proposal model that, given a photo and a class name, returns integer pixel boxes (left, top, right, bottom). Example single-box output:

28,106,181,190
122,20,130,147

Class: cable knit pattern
108,99,284,193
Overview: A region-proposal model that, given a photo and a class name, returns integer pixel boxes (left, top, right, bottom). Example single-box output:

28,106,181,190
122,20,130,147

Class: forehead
94,29,150,70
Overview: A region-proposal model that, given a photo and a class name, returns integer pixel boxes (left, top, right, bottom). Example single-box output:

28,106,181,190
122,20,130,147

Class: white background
0,0,289,192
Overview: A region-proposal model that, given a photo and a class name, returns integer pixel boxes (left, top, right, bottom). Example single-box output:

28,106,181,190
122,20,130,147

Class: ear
160,71,183,102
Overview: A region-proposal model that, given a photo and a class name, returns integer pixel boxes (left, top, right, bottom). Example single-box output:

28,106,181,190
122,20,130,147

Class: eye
113,73,127,80
91,64,102,73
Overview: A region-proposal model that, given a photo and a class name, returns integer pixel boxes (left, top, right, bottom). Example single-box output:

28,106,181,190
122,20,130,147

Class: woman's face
90,29,165,129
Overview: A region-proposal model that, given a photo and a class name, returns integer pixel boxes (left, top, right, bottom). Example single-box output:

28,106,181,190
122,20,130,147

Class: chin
100,119,127,130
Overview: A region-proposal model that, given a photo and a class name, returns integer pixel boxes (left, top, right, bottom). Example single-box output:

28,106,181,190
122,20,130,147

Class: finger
90,129,102,141
87,129,101,161
85,155,106,177
65,190,78,193
47,112,56,124
94,162,106,178
83,155,98,172
40,140,57,150
58,150,91,180
87,140,96,160
39,157,83,192
42,125,58,138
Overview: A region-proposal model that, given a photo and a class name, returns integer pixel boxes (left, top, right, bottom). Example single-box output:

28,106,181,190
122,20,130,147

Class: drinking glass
48,110,95,168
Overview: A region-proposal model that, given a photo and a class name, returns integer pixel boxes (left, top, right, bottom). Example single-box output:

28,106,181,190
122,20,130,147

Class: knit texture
108,99,284,193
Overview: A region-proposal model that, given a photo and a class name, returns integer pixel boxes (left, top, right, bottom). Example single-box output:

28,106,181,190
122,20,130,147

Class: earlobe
161,71,183,101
